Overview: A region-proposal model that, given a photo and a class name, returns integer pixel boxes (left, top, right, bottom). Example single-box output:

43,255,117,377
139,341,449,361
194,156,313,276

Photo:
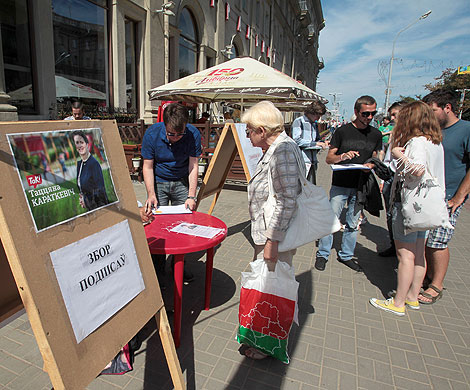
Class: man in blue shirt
141,103,202,283
420,90,470,304
142,103,201,211
291,101,329,184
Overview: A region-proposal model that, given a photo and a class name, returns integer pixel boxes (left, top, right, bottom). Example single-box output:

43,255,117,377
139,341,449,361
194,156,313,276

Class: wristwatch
187,196,197,200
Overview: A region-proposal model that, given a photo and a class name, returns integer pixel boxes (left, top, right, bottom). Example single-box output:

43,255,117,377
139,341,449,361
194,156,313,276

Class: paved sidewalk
0,154,469,389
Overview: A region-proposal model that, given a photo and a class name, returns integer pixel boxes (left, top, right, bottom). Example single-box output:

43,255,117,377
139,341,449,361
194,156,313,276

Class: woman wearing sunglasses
370,101,445,315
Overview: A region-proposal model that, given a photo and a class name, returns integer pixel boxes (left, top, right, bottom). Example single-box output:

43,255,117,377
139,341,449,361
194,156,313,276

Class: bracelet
187,196,197,200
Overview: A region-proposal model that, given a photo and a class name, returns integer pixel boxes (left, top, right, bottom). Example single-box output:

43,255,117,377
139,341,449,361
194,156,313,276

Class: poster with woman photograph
7,128,119,232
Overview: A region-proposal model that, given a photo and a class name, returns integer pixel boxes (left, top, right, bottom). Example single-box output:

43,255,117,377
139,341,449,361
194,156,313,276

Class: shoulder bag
265,144,341,252
399,139,452,234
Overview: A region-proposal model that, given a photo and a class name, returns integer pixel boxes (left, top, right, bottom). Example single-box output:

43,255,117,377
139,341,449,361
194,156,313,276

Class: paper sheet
170,222,224,239
152,204,192,215
331,164,371,171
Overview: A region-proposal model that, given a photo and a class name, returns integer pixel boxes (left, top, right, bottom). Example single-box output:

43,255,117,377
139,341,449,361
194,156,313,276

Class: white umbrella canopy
148,57,327,110
8,75,106,101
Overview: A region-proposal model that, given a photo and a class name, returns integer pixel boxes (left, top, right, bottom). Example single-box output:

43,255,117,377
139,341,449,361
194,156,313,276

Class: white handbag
265,149,341,252
399,139,452,234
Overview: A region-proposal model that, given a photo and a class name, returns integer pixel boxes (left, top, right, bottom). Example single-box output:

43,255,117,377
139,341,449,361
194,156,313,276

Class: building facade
0,0,324,123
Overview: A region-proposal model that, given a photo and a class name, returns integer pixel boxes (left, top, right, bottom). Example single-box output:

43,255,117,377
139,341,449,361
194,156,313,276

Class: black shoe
378,246,396,257
341,259,363,272
315,256,327,271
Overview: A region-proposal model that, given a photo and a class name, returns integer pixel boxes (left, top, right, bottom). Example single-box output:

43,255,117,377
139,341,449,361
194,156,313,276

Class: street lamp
384,10,431,113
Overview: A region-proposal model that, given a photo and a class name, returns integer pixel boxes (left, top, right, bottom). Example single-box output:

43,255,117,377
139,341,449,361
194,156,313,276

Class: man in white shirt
64,101,91,120
291,101,329,184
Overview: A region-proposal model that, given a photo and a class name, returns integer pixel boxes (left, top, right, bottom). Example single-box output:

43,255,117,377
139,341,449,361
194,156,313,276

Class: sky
316,0,470,121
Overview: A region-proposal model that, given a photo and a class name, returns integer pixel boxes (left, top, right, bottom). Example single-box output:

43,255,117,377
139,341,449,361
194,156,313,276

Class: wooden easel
0,120,185,389
197,123,262,214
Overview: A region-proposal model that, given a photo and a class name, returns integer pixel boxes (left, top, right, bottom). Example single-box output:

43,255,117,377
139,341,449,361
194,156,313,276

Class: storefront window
52,0,108,106
2,0,35,114
178,8,198,79
125,18,138,111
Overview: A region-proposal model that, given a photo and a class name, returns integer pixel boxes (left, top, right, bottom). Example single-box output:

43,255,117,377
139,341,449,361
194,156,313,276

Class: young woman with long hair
370,101,444,315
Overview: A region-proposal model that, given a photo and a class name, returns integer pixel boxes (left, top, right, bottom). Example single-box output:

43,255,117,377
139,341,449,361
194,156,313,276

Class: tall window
52,0,108,106
2,0,35,114
178,8,198,79
125,18,138,112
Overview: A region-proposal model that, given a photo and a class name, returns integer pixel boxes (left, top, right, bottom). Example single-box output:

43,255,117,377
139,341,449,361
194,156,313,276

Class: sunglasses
245,127,256,134
360,111,377,118
166,131,186,137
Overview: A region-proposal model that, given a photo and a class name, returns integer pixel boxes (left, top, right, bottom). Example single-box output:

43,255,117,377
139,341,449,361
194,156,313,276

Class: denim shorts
391,202,427,243
427,201,465,249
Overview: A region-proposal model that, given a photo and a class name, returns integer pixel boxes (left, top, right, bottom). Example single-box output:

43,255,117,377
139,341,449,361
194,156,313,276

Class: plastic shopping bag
237,259,299,364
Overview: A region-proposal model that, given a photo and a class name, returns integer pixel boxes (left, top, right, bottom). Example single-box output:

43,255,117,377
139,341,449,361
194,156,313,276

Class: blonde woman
370,101,445,315
241,101,305,359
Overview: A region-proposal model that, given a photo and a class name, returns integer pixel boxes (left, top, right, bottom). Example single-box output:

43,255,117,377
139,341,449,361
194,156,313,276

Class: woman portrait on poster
72,130,109,211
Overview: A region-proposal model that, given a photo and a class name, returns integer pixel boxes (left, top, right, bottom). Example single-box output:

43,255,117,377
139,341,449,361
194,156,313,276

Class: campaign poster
50,220,145,343
6,128,119,232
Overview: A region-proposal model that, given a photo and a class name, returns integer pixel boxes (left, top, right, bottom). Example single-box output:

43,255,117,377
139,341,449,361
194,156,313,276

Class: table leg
205,247,214,311
173,254,184,348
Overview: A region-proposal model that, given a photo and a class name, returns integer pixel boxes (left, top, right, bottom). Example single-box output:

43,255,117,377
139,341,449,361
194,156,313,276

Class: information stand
0,120,184,390
197,123,262,214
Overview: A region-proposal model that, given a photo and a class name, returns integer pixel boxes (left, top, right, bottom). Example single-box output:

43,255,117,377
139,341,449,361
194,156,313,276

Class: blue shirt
442,119,470,199
141,122,202,182
291,115,321,164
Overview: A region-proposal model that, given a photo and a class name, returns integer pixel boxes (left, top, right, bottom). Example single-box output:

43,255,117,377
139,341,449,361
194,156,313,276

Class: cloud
317,0,470,118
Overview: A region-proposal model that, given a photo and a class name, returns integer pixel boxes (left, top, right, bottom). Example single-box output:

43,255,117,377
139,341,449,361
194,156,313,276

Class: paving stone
373,361,393,385
428,375,453,390
357,377,395,390
393,376,432,390
338,371,357,390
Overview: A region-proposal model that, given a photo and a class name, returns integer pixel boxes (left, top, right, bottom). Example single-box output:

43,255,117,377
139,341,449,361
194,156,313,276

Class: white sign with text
235,123,263,179
50,220,145,343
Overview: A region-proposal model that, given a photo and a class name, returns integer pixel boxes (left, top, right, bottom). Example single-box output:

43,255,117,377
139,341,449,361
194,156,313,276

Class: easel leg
208,191,221,215
204,247,214,311
156,309,186,390
173,254,184,348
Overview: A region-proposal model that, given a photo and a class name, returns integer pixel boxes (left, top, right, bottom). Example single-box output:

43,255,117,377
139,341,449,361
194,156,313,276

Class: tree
398,95,419,104
424,68,470,120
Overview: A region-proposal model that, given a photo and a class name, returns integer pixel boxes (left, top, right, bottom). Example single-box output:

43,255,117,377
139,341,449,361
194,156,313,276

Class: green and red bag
237,259,299,364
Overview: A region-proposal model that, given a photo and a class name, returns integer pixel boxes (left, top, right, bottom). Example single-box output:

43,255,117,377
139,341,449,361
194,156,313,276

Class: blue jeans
156,179,188,206
153,179,189,277
317,185,363,262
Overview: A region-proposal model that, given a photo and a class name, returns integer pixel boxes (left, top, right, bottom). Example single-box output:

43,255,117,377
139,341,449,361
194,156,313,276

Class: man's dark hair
388,100,406,113
304,100,326,116
201,112,210,118
71,130,89,144
422,89,459,113
354,95,376,112
71,101,84,110
163,103,189,132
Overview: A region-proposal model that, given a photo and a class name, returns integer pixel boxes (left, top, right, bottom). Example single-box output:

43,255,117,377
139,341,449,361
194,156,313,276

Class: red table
144,211,227,347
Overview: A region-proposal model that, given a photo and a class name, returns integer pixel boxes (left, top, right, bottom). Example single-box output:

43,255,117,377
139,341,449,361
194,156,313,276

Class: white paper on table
331,164,371,171
50,220,145,343
170,222,224,239
152,204,192,215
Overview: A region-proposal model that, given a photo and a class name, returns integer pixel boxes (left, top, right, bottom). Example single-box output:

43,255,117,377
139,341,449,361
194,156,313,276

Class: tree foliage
424,68,470,120
398,95,419,104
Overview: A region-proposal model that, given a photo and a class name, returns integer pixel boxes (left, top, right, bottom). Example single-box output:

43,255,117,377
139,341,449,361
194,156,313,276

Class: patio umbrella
148,57,327,110
8,75,106,101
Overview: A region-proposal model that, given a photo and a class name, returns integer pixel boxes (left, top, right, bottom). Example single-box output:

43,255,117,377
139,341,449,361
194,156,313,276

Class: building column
0,29,18,121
